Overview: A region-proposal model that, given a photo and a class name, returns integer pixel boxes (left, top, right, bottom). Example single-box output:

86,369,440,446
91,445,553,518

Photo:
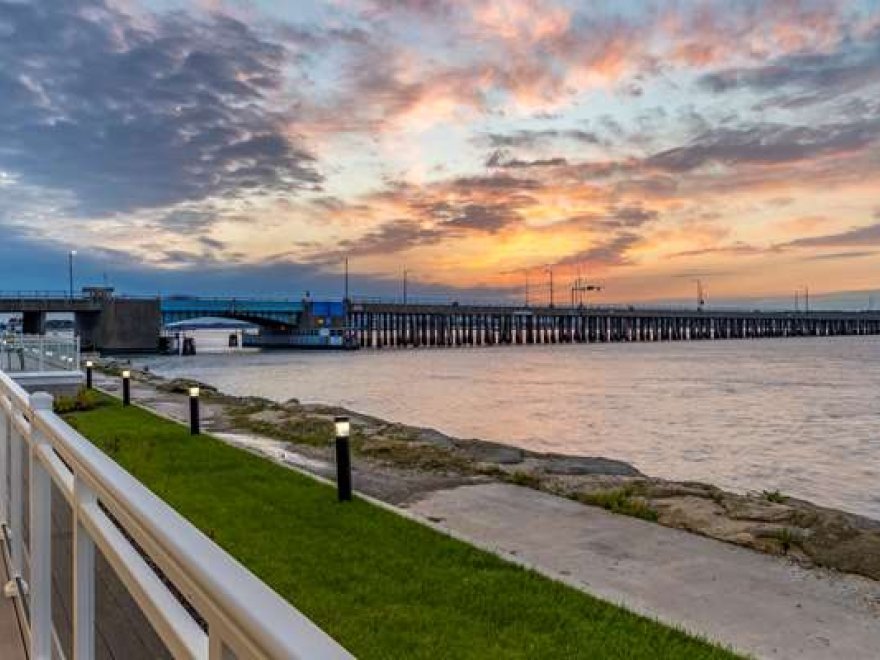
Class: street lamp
68,250,77,299
334,416,352,501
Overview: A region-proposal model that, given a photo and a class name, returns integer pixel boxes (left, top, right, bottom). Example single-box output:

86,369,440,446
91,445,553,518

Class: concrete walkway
407,483,880,660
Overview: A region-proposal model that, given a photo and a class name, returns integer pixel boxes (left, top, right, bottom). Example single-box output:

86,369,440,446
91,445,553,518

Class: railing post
0,398,8,525
29,391,54,659
9,408,23,576
73,474,96,660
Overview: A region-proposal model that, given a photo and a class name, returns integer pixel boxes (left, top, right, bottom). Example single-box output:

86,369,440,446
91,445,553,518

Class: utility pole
804,285,810,313
344,257,349,301
545,266,554,307
570,277,602,307
525,272,530,307
68,250,77,299
694,279,706,311
794,290,800,312
403,268,408,305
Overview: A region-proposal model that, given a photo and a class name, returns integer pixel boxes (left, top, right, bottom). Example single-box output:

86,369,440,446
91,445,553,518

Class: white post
73,474,96,660
9,415,23,575
0,400,8,524
29,392,54,659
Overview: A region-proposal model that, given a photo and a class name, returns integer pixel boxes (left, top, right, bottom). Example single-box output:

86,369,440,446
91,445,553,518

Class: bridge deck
354,302,880,320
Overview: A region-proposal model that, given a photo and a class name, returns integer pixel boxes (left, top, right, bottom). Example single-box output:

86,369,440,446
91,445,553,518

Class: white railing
0,369,353,659
0,335,81,373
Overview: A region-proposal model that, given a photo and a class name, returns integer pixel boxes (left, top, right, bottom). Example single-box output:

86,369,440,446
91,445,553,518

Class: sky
1,0,879,306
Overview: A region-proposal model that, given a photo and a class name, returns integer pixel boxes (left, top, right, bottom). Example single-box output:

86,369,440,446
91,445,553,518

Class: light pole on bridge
68,250,77,300
403,268,409,305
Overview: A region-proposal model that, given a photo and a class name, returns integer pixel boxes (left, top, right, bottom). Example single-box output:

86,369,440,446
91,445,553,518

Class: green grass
762,489,788,504
578,487,660,522
64,396,739,659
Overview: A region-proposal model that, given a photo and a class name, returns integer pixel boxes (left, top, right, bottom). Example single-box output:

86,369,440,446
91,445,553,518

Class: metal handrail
0,335,80,373
0,369,352,659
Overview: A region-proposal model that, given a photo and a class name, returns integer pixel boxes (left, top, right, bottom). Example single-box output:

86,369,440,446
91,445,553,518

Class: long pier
349,303,880,348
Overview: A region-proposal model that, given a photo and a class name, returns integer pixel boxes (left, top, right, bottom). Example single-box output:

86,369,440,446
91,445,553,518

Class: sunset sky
1,0,879,305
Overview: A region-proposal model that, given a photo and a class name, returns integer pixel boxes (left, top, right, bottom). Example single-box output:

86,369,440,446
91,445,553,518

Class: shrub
578,487,659,522
762,489,787,504
54,387,101,414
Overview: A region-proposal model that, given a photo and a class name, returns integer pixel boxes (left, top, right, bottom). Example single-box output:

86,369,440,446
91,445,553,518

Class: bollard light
189,387,201,435
334,415,352,502
85,360,93,389
122,370,131,406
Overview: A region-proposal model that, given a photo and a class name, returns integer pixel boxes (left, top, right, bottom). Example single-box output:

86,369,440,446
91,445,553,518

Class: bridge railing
0,368,353,659
0,290,72,299
1,335,80,373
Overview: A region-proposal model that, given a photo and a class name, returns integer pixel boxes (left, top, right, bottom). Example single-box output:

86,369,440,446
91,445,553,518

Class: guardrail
0,369,352,659
0,335,80,373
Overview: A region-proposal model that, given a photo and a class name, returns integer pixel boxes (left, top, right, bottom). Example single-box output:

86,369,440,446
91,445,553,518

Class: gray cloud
0,0,321,217
158,210,218,235
646,120,880,172
699,33,880,105
329,219,442,259
670,242,765,259
554,233,640,268
802,251,877,261
781,222,880,249
564,205,659,230
485,150,568,169
482,129,600,149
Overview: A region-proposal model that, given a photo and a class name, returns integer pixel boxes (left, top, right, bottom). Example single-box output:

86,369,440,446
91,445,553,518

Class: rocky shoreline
99,362,880,583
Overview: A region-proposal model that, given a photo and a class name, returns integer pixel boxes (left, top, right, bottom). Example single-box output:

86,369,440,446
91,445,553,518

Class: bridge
0,289,160,352
0,291,346,351
349,301,880,348
4,290,880,352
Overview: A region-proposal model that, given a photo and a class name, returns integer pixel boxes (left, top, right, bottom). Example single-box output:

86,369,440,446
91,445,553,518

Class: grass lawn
63,395,740,659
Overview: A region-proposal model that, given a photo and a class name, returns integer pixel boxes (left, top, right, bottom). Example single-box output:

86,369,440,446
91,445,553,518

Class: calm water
141,336,880,519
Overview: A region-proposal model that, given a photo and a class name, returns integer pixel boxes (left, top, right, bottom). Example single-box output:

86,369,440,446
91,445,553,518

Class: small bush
54,388,101,414
774,527,799,554
578,487,659,522
762,489,787,504
507,470,543,489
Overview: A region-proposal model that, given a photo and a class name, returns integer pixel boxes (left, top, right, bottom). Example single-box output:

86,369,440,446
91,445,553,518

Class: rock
725,498,794,523
654,496,752,542
247,409,288,425
455,439,525,464
540,454,642,477
416,428,456,449
157,378,218,396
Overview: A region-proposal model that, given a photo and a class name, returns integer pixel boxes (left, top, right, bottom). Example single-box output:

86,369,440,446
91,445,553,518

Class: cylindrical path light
85,360,93,389
121,370,131,406
189,387,201,435
334,416,352,502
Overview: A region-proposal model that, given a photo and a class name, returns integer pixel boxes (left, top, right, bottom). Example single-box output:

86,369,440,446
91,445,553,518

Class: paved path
407,483,880,660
